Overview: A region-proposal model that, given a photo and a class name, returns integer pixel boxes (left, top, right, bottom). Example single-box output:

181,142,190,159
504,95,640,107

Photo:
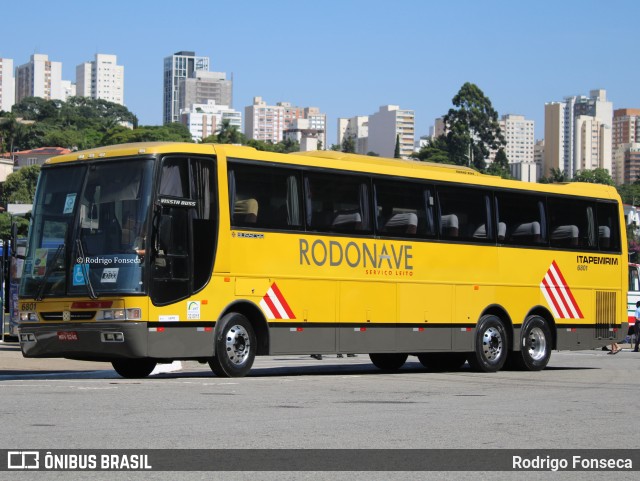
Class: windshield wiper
76,238,97,299
35,243,65,301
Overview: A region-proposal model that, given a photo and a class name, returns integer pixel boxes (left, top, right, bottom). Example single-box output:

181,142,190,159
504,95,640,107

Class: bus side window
496,193,547,246
305,172,372,234
548,197,594,249
374,180,434,238
436,186,492,242
228,161,302,230
597,202,620,252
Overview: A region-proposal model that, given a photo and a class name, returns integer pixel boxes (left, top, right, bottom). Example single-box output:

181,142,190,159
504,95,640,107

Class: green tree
341,135,356,153
411,136,452,164
0,212,30,237
443,83,505,169
572,168,614,185
2,164,41,204
616,183,640,205
394,134,401,158
202,119,245,144
486,148,512,179
539,167,569,184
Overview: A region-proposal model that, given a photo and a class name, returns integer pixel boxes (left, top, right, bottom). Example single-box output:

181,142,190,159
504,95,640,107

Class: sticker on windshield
33,249,48,277
63,193,77,214
101,268,119,283
73,264,88,286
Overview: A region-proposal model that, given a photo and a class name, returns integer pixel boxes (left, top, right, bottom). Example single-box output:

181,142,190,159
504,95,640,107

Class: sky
2,0,639,146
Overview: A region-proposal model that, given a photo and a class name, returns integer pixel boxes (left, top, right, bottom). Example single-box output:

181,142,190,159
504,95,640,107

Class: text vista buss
17,142,627,377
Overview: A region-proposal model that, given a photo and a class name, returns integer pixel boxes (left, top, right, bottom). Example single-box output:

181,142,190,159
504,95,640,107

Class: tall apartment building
337,116,369,153
163,51,210,124
245,97,285,143
180,100,241,142
493,114,536,182
367,105,415,159
543,89,612,178
611,108,640,183
76,54,124,105
613,143,640,184
245,97,326,146
15,54,64,103
0,58,15,112
179,71,232,115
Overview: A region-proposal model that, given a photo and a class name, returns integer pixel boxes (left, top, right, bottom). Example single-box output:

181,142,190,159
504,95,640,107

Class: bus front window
20,159,154,299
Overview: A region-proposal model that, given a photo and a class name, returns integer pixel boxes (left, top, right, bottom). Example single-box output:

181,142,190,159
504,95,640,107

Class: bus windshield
20,158,155,299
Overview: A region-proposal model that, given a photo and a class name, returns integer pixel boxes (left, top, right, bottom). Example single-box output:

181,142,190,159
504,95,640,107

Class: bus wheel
369,353,408,371
512,316,551,371
467,315,507,372
417,353,467,371
208,313,256,378
112,359,157,378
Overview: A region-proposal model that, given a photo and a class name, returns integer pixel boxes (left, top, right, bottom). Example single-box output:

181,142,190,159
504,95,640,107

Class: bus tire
369,353,408,371
112,359,157,378
467,315,507,372
208,312,256,378
512,315,551,371
417,353,467,371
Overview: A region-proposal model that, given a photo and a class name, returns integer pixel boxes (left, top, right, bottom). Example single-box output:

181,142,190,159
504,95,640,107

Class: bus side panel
396,283,453,351
338,281,396,353
267,279,337,355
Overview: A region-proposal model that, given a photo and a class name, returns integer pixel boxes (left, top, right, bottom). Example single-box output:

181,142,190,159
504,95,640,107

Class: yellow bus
17,142,627,378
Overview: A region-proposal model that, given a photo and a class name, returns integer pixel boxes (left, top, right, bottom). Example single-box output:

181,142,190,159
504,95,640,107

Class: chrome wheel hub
482,326,503,361
225,324,251,365
525,327,547,361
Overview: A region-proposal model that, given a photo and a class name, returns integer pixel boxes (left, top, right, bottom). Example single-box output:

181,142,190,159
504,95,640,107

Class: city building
495,114,536,182
12,146,71,169
15,54,64,103
163,51,210,124
543,89,612,178
180,100,241,142
337,116,369,154
245,97,326,146
614,143,640,185
612,108,640,150
179,71,232,116
283,118,324,151
76,54,124,105
245,97,285,143
0,57,15,112
367,105,415,159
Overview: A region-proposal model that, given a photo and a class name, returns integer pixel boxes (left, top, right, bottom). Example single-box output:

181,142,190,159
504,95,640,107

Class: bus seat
332,210,362,230
599,225,611,248
512,221,541,243
234,198,258,224
441,214,459,238
472,222,506,240
551,224,579,245
384,212,418,234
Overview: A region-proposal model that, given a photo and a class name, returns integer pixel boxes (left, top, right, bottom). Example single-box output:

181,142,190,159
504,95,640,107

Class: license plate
57,331,78,341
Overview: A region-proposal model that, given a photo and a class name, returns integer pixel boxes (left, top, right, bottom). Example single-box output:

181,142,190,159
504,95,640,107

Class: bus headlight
19,311,39,322
97,308,142,321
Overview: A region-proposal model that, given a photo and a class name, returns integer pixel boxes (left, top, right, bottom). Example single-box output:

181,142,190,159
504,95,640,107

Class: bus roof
45,141,620,201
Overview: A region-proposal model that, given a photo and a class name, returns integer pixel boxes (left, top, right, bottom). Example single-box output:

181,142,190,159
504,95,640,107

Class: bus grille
595,291,617,338
40,311,96,321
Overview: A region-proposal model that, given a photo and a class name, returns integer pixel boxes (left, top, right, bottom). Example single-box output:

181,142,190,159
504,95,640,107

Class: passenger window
437,186,492,242
495,192,547,246
228,162,302,230
597,202,620,252
548,197,595,250
374,180,435,237
305,172,371,234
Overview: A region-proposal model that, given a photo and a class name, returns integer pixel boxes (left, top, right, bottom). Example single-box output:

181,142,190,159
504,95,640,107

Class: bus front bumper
18,322,150,361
